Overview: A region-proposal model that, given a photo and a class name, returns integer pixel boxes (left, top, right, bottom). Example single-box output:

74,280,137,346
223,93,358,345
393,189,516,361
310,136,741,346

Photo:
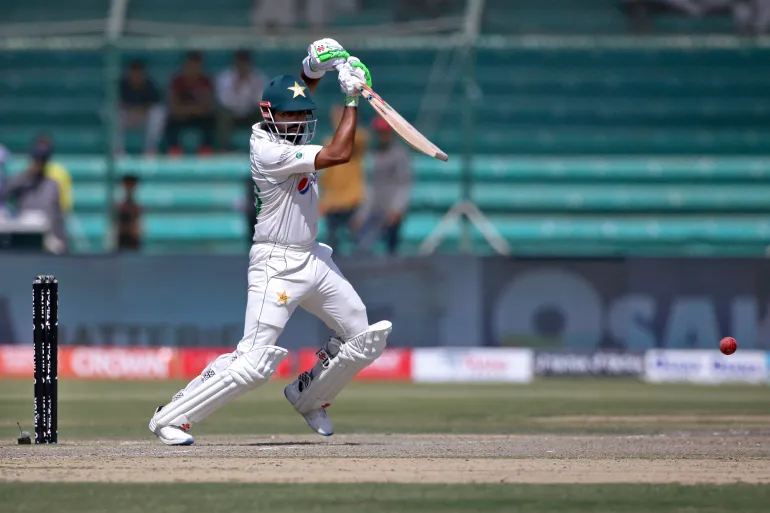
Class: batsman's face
273,111,309,135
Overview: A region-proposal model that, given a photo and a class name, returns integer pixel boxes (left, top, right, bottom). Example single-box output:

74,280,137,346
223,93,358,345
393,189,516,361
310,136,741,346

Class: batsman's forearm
330,106,357,161
315,107,357,169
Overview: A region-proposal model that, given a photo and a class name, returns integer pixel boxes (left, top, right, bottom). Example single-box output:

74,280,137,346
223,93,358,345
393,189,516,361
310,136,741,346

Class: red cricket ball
719,337,737,355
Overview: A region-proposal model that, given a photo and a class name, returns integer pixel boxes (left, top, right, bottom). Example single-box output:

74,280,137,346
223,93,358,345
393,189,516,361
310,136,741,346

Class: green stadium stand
2,2,770,255
1,0,107,22
6,154,770,255
483,0,742,35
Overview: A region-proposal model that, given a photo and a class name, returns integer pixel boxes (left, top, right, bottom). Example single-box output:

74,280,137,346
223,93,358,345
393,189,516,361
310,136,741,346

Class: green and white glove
338,65,362,106
303,38,349,79
346,56,372,88
339,56,372,107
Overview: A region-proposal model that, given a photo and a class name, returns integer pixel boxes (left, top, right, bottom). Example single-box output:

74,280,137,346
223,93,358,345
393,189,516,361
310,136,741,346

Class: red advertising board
0,346,407,381
0,346,177,380
0,345,33,378
64,347,178,380
296,347,411,381
178,348,292,379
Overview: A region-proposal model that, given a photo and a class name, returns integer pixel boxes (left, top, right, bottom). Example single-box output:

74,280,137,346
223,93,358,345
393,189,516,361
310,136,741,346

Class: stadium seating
2,2,769,255
3,46,769,156
482,0,737,34
6,155,770,255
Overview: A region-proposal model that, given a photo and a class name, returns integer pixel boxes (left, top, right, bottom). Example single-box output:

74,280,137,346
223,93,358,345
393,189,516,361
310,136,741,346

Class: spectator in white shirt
215,50,268,152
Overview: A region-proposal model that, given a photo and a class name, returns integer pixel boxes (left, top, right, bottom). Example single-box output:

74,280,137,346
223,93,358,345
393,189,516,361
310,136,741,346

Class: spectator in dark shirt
165,51,216,155
117,59,165,155
114,174,143,251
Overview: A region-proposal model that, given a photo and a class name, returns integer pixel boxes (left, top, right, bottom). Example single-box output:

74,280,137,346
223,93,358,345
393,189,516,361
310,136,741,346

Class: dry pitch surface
3,432,770,485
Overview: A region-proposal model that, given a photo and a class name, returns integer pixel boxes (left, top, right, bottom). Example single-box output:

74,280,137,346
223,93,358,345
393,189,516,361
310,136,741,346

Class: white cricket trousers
236,241,369,354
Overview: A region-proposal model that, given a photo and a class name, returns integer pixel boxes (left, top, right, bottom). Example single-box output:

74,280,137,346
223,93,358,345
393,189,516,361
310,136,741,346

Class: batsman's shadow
243,441,383,447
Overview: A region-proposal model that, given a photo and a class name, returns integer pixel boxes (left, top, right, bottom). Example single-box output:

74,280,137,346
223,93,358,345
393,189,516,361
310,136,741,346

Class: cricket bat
358,82,448,162
335,63,448,162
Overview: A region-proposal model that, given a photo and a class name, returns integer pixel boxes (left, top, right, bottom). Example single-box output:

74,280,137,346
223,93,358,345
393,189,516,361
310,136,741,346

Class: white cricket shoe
148,406,195,446
284,378,334,437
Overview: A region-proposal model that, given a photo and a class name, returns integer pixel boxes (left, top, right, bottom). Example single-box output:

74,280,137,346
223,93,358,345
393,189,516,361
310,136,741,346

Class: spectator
215,50,267,152
0,146,66,253
114,174,143,251
354,116,412,256
30,135,73,216
318,105,368,252
116,59,165,155
166,51,216,155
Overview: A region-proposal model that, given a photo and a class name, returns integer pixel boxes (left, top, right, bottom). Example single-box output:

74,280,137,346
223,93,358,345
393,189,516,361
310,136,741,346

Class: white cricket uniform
235,125,369,355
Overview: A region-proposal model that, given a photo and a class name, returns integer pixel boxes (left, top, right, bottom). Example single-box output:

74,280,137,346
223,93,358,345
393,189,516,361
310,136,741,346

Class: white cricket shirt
249,125,324,248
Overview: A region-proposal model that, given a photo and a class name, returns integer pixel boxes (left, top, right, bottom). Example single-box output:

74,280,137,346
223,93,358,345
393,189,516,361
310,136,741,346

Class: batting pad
293,320,392,413
153,345,288,427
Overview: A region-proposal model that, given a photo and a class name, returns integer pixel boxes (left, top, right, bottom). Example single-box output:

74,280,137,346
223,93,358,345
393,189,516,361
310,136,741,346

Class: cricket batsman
149,39,391,445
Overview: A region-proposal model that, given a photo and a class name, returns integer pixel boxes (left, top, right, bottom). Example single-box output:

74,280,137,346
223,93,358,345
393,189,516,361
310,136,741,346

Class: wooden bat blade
358,83,448,162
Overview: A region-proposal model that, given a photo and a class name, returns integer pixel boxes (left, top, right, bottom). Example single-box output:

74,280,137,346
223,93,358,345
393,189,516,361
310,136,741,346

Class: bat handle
334,63,365,90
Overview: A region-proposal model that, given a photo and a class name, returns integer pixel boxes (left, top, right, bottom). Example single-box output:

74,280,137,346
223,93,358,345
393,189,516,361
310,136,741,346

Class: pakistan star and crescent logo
287,82,306,98
276,290,291,305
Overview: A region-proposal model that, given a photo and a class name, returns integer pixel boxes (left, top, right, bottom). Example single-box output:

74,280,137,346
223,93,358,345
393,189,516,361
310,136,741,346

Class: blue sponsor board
481,258,770,350
766,351,770,382
4,254,770,351
0,254,477,348
644,349,768,384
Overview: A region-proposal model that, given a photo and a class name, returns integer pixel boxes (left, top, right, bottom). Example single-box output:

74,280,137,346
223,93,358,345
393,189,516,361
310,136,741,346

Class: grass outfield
0,378,768,438
3,379,769,512
2,483,770,513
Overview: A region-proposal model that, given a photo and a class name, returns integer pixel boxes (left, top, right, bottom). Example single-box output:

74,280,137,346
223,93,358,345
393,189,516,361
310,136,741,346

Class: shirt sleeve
252,141,323,180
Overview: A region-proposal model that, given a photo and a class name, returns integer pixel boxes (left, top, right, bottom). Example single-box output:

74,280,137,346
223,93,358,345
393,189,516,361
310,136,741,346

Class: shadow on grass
210,441,385,447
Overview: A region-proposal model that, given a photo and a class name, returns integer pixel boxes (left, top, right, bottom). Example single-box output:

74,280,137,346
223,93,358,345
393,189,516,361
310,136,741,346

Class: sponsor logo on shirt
297,172,317,195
